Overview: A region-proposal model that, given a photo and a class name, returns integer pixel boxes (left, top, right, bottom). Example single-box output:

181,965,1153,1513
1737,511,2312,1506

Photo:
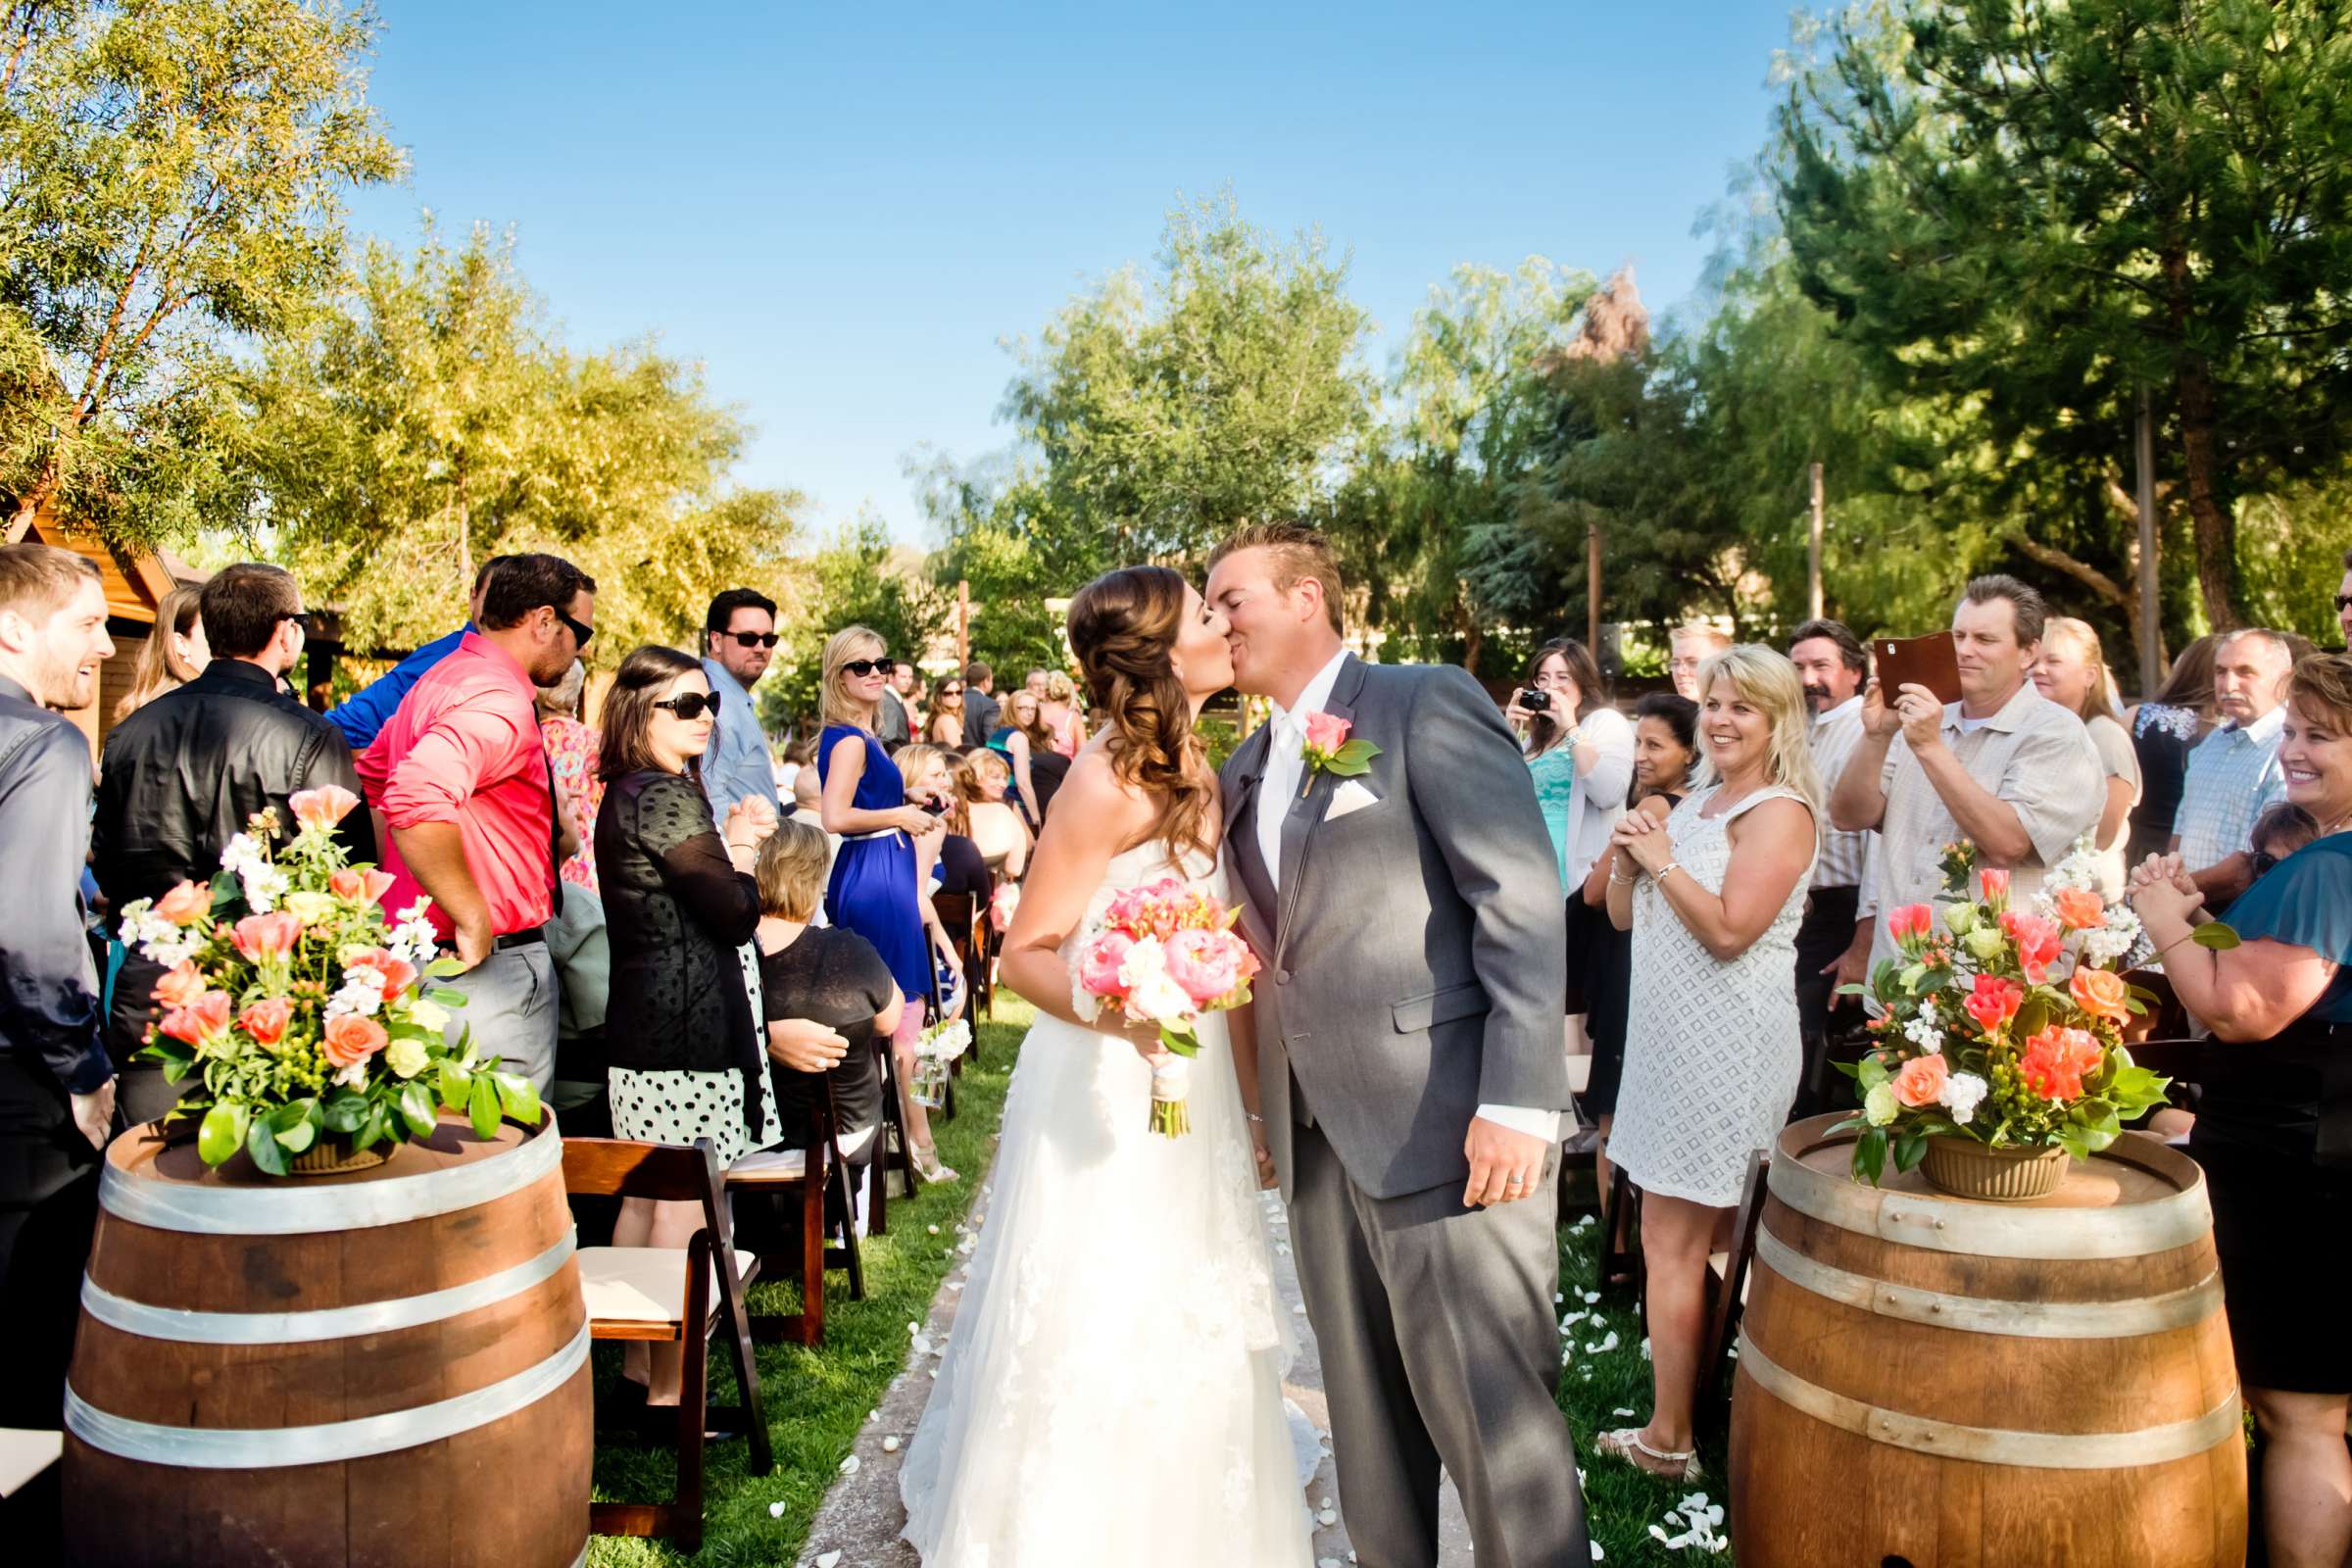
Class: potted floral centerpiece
1836,838,2189,1200
115,786,544,1176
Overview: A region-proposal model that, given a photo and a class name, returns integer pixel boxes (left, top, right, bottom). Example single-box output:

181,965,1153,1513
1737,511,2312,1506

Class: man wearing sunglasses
358,553,597,1094
700,587,783,821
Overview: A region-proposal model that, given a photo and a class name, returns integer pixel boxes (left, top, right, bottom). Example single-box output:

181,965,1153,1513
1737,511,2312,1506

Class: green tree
1776,0,2352,630
249,221,798,654
0,0,400,542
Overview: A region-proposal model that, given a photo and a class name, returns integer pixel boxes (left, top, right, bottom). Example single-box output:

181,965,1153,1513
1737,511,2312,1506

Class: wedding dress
900,840,1312,1567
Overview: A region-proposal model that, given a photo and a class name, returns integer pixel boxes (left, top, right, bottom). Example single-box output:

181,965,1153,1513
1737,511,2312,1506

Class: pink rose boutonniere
1297,711,1380,799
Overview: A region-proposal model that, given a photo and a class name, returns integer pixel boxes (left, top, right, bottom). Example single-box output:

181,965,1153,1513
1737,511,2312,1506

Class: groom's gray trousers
1289,1092,1586,1568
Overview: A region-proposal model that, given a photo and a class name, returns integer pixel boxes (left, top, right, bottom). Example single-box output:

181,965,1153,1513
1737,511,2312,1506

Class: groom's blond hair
1209,522,1345,635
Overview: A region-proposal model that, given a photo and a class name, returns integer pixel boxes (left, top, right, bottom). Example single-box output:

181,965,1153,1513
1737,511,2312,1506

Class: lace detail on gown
900,842,1311,1567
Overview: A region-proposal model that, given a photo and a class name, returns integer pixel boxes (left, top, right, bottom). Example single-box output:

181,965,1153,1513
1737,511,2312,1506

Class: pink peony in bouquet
1069,877,1262,1136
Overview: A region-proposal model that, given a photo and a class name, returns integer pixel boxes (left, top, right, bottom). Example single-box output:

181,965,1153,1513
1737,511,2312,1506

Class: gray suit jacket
1220,656,1569,1200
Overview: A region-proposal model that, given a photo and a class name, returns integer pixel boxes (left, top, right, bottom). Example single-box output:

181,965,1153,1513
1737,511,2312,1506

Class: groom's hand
1463,1116,1548,1207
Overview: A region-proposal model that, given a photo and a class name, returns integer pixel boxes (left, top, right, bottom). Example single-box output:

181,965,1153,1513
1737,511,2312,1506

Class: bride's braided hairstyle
1065,564,1215,860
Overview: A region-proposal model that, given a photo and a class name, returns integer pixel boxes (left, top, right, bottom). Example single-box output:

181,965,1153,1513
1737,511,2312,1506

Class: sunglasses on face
653,691,721,721
842,658,896,677
722,630,779,649
277,612,313,633
554,608,594,648
2335,594,2352,613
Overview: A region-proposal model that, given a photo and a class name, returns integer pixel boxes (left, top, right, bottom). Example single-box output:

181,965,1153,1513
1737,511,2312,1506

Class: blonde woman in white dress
1598,644,1822,1482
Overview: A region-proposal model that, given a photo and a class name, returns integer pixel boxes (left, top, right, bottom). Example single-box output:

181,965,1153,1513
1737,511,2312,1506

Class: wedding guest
959,660,1001,750
95,562,374,1125
755,820,902,1231
2128,652,2352,1568
325,554,514,752
2248,802,2319,885
699,587,783,820
1579,691,1700,1203
958,749,1031,878
1506,637,1632,1059
111,583,207,721
595,645,782,1404
2173,626,2296,906
990,687,1053,829
897,742,993,911
1831,574,2102,973
2034,616,2141,898
1669,624,1731,703
2127,634,2219,865
1787,617,1875,1106
358,552,594,1094
890,661,924,741
538,659,602,893
1602,645,1822,1481
923,672,965,749
819,626,960,1183
0,543,115,1431
877,659,914,747
1022,667,1050,700
1040,669,1086,758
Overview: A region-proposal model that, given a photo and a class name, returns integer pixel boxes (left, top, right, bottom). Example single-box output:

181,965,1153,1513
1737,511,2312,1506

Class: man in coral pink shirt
358,554,596,1092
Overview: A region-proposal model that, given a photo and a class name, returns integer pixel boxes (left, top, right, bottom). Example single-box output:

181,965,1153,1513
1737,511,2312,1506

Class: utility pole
2135,392,2161,696
1807,463,1826,620
956,578,970,674
1586,521,1600,654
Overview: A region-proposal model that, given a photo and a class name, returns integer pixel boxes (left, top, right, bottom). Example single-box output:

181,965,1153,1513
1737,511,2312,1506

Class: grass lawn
584,1004,1025,1567
582,1001,1734,1565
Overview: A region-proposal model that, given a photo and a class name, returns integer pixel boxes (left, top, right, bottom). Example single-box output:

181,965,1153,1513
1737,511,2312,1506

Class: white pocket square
1325,778,1382,821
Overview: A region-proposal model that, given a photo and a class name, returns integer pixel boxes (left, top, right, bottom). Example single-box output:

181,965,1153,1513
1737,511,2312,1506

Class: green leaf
320,1089,369,1134
245,1116,288,1176
1894,1129,1929,1173
397,1081,438,1140
425,986,469,1008
1833,983,1868,998
425,956,466,978
437,1058,472,1103
1851,1127,1887,1186
1156,1023,1200,1058
2190,921,2241,951
1856,1054,1890,1092
355,1099,392,1152
491,1071,542,1126
209,870,242,911
468,1074,501,1140
198,1102,246,1166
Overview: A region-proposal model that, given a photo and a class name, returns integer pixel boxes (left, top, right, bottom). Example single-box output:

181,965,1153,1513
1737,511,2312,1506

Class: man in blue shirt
324,555,514,752
700,587,782,820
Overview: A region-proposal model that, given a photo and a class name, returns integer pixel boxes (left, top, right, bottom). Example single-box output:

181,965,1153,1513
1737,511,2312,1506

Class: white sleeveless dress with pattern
899,840,1312,1567
1607,785,1817,1208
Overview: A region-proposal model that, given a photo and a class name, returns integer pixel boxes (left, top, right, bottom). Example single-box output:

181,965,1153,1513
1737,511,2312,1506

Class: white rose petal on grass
838,1455,860,1475
1317,1508,1339,1527
1583,1290,1601,1304
1592,1544,1605,1562
1584,1331,1619,1354
816,1553,842,1568
1613,1406,1636,1418
882,1436,901,1452
768,1501,786,1519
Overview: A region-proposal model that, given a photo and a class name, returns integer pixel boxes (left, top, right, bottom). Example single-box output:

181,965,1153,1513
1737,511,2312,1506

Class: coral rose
232,911,305,963
321,1013,389,1069
329,866,397,906
1963,974,2023,1035
2018,1025,2104,1102
159,990,232,1047
1301,711,1352,753
2070,965,2133,1028
289,785,361,832
1892,1052,1951,1108
237,997,293,1048
345,947,419,1003
1886,904,1935,948
1979,867,2012,909
2052,888,2106,931
2001,911,2064,982
151,960,208,1010
154,879,213,926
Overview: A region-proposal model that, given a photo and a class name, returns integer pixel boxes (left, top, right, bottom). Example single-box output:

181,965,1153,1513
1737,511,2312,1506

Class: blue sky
348,2,1803,544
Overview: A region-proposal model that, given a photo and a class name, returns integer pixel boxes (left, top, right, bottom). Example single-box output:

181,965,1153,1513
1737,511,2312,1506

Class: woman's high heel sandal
912,1142,959,1184
1595,1426,1703,1483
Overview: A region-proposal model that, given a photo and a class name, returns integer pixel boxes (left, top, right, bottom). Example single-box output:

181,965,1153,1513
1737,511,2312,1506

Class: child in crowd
2247,802,2320,885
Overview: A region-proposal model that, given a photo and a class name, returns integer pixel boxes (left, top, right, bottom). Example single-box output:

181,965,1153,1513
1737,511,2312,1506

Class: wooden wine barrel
1731,1114,2246,1568
62,1113,590,1568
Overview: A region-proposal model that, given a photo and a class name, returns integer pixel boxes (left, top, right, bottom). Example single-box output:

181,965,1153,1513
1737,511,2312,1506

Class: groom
1208,523,1589,1567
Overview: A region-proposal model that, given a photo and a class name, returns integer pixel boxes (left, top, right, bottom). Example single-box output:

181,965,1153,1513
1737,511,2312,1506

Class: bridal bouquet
1069,878,1261,1136
117,786,542,1174
1835,837,2180,1188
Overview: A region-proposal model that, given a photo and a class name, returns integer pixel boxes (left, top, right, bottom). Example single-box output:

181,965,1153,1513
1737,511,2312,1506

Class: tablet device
1874,632,1964,707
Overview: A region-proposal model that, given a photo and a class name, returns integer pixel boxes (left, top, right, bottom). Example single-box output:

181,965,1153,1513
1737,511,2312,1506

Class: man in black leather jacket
93,562,374,1124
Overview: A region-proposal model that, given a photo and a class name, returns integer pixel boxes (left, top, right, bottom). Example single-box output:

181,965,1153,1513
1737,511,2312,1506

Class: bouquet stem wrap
1149,1055,1191,1139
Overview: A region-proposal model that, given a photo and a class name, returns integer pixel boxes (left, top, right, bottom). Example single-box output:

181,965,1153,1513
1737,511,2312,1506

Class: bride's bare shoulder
1053,750,1154,828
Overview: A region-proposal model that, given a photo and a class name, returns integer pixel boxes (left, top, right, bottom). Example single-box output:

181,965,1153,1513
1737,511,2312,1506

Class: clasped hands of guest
2126,852,2208,929
1608,795,1676,876
723,795,779,856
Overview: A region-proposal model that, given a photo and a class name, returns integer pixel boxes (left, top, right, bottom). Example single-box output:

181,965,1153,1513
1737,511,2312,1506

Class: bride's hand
1250,1127,1278,1190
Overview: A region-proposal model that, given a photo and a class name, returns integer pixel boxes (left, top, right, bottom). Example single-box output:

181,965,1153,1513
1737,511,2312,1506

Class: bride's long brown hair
1065,564,1216,860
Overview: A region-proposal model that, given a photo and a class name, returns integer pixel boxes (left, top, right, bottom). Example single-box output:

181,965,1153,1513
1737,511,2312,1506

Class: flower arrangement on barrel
1070,876,1260,1136
1836,837,2207,1200
113,785,544,1176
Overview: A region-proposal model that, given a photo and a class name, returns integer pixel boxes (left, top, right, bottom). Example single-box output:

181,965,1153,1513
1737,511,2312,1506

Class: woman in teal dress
2129,652,2352,1567
1506,638,1633,1051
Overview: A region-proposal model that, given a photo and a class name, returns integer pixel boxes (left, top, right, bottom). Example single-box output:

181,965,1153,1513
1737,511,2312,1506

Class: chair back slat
563,1137,722,1204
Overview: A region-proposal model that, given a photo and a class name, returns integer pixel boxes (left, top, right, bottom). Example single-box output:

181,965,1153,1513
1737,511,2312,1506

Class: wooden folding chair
564,1138,772,1551
935,888,996,1044
1697,1149,1770,1440
727,1078,868,1344
1600,1163,1644,1298
872,1031,919,1232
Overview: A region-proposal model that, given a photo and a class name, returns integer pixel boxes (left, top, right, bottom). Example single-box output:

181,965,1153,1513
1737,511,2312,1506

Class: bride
900,565,1312,1567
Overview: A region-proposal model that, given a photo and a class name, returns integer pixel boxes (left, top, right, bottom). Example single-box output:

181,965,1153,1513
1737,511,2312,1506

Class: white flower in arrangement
921,1018,972,1062
2038,834,2103,897
1900,998,1943,1054
220,831,288,912
1116,937,1195,1024
325,974,384,1020
1937,1071,1990,1126
2082,905,2147,967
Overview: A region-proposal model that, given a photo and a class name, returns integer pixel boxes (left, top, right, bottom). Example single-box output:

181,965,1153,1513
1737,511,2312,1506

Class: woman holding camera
1508,637,1634,1054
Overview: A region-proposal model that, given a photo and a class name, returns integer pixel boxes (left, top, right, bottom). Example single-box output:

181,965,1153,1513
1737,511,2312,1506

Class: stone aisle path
793,1158,1474,1568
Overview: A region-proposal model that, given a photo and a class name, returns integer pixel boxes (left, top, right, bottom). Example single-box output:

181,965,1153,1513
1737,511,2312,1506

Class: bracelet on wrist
1655,860,1681,883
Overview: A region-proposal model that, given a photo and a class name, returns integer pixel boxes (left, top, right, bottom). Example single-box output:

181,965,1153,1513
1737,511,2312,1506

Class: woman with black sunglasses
819,626,961,1182
924,673,966,749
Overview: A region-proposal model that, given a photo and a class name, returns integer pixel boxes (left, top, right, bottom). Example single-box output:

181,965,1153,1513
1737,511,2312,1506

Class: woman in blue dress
2129,651,2352,1568
817,625,962,1183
